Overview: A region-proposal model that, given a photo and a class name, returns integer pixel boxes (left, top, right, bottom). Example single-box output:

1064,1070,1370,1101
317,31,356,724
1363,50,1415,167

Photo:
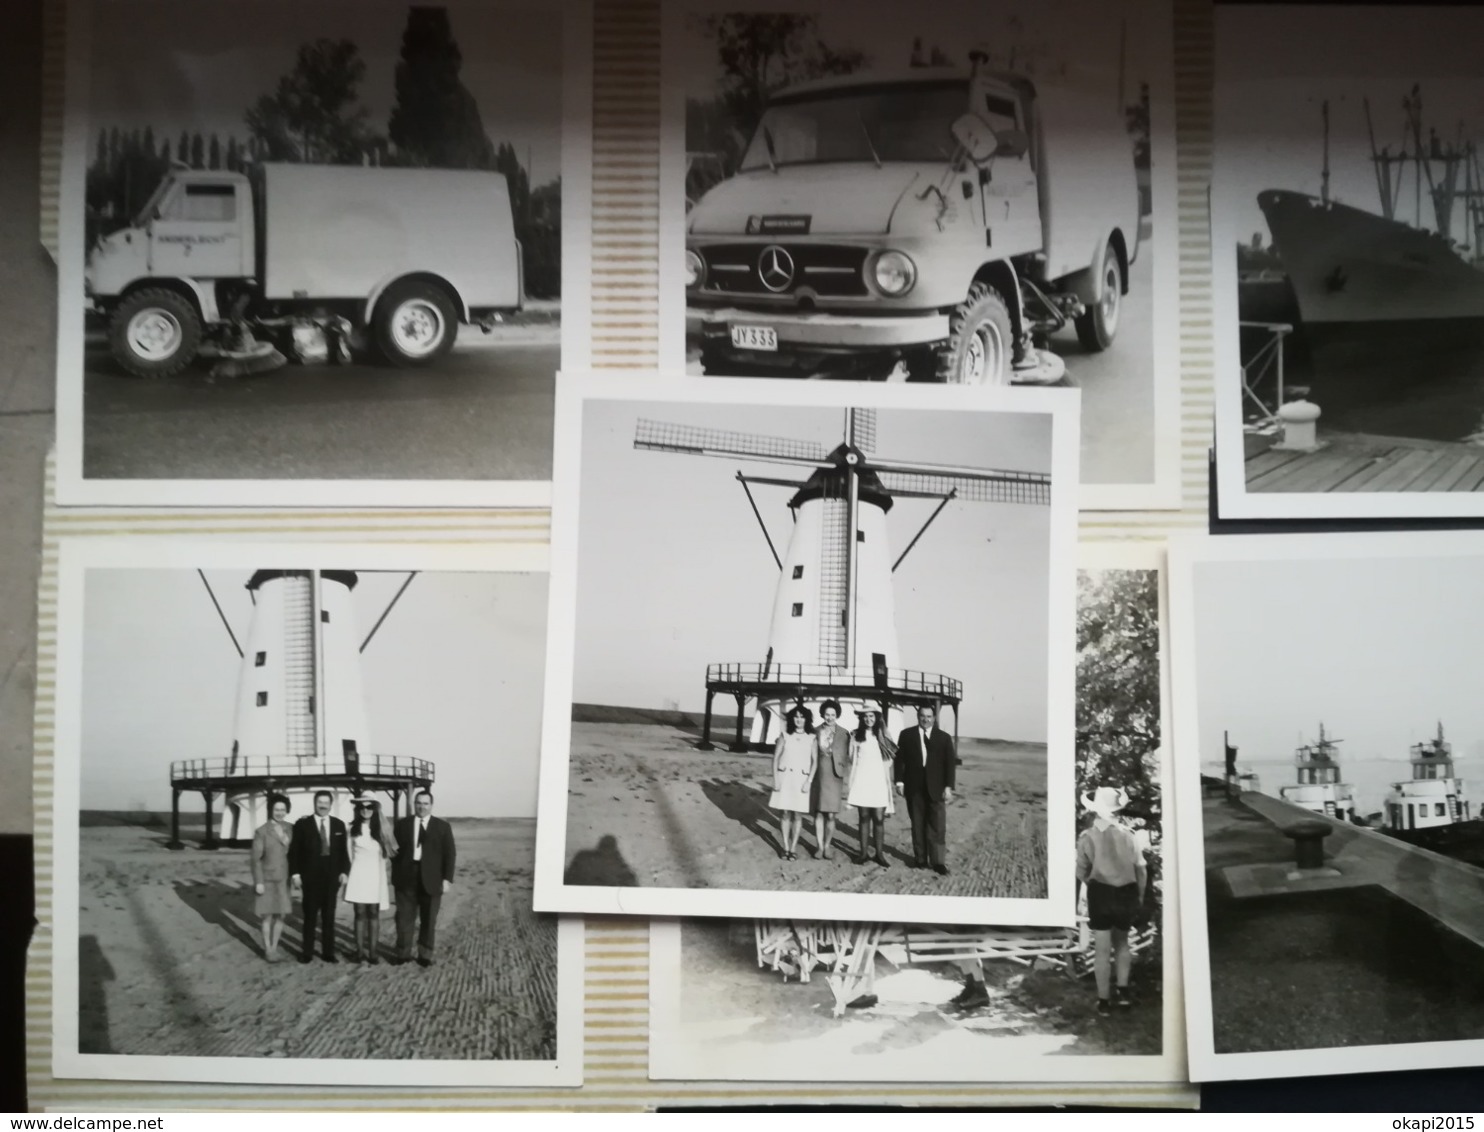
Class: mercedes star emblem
757,245,795,292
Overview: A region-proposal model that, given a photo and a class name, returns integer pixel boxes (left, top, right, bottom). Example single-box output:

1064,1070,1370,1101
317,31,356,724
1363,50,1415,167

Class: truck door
974,83,1042,257
148,180,247,280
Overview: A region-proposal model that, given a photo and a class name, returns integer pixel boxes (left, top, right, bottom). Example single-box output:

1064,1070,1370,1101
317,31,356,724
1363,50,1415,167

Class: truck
684,58,1143,384
85,163,523,377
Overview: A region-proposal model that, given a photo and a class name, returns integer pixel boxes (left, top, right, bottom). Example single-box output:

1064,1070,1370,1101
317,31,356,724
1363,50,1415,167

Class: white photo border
1171,530,1484,1081
51,537,584,1087
53,0,593,508
657,0,1183,512
646,540,1183,1083
534,371,1081,925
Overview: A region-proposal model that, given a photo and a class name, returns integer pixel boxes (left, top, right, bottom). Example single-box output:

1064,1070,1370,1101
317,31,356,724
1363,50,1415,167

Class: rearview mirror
951,114,999,164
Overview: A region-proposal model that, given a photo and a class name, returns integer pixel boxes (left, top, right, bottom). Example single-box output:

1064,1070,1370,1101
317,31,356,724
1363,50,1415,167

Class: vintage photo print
658,0,1180,510
51,539,583,1086
1171,533,1484,1082
54,0,592,507
1213,6,1484,519
535,374,1080,925
649,543,1183,1083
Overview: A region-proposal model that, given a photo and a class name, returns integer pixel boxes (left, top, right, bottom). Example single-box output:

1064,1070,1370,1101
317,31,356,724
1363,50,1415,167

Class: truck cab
685,64,1139,383
87,169,256,300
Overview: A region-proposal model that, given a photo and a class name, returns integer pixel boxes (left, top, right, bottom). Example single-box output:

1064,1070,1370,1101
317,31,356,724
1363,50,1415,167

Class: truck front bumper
688,306,950,351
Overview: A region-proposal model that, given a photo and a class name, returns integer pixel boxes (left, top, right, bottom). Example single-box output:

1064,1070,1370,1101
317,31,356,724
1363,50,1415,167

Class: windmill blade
878,467,1050,505
635,418,830,468
846,407,876,453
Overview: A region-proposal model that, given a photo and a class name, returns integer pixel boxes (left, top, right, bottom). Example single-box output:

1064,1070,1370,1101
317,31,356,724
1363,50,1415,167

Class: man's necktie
320,819,329,855
417,821,424,849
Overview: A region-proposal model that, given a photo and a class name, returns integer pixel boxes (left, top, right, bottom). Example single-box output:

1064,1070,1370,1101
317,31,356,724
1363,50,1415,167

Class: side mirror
994,129,1030,159
951,114,999,164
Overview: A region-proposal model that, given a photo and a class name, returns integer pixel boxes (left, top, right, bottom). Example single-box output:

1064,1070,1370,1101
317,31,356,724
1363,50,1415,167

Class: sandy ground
564,721,1048,898
77,817,557,1061
674,920,1161,1068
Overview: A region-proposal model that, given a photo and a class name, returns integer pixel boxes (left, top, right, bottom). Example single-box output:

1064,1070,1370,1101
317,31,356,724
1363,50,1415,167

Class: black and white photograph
659,0,1179,509
649,545,1182,1083
1171,533,1484,1082
55,0,591,507
1213,6,1484,519
535,375,1079,925
51,539,583,1086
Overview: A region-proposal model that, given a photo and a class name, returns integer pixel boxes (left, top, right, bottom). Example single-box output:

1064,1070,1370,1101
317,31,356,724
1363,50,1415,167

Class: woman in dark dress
250,793,293,962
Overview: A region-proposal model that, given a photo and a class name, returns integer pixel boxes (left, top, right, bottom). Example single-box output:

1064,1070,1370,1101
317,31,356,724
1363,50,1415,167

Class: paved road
685,244,1159,488
83,334,557,482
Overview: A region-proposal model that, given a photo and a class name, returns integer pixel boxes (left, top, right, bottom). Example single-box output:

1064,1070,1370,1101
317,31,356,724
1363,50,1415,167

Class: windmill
167,569,434,849
633,407,1051,749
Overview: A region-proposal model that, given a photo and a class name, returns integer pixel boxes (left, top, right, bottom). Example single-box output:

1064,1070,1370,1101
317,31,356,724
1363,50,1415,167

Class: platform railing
706,661,962,700
1239,320,1293,430
170,754,435,784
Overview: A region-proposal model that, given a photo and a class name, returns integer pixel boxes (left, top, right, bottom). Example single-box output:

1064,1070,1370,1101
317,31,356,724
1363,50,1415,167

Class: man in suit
288,789,350,962
393,789,456,967
893,704,956,876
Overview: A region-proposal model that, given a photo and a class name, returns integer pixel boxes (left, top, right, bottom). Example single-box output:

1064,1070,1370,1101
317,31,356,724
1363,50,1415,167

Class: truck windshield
739,83,968,171
133,177,175,228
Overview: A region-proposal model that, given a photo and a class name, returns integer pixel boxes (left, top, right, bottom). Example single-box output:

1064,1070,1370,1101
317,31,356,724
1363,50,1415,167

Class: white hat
1081,786,1128,820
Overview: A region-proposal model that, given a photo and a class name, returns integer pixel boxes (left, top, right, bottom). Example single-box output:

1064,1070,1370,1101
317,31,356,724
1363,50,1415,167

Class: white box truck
85,163,523,376
685,59,1142,383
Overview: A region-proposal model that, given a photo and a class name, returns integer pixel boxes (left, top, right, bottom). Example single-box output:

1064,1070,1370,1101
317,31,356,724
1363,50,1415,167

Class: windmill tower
169,569,434,848
633,408,1050,748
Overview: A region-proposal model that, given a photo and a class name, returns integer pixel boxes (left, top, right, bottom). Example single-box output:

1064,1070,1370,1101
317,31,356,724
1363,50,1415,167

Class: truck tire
931,283,1013,385
1074,242,1123,352
107,288,202,378
373,282,457,367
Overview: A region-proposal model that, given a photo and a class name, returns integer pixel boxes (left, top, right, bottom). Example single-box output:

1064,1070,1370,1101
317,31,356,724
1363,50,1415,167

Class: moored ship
1380,723,1484,864
1278,723,1357,822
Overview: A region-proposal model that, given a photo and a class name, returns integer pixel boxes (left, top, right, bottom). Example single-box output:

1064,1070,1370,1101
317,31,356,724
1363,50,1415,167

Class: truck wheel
374,282,457,367
1074,243,1123,352
933,283,1012,385
107,288,202,378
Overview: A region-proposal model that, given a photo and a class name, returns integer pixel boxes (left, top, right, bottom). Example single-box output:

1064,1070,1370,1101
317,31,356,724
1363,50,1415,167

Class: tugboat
1380,723,1484,863
1279,723,1357,822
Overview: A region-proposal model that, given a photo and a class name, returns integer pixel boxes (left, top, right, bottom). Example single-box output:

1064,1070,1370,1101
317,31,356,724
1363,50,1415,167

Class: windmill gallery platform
1202,779,1484,953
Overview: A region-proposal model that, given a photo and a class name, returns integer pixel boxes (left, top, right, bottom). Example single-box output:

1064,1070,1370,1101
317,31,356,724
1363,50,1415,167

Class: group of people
768,700,957,875
248,788,457,968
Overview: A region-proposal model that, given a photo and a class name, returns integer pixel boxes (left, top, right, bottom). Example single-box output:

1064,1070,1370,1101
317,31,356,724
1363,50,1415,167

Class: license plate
730,325,777,352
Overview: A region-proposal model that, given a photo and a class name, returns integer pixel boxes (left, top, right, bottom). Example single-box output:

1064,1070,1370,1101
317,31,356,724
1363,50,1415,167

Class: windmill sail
877,467,1050,505
635,418,829,467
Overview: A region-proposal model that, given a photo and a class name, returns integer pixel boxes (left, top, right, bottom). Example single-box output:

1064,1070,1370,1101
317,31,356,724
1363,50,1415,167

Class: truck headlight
685,249,705,289
871,251,916,296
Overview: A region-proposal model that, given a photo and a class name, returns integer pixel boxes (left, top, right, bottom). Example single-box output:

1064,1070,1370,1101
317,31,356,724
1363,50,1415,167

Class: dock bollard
1282,819,1332,870
1275,399,1321,453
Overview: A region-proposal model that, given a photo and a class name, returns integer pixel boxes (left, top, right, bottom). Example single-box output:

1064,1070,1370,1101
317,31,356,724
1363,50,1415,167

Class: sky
80,568,548,817
571,400,1055,742
1194,554,1484,816
678,0,1167,110
1217,5,1484,245
89,0,565,186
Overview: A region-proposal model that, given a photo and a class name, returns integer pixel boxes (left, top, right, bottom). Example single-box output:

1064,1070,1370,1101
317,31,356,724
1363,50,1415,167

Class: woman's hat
1081,785,1127,819
351,793,379,808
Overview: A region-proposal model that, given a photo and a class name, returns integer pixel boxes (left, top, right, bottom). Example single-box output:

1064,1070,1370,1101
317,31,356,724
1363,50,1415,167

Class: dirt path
564,722,1048,898
78,819,556,1061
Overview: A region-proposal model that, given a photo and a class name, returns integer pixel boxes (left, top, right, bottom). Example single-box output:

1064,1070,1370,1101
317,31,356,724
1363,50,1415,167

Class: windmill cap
247,569,359,592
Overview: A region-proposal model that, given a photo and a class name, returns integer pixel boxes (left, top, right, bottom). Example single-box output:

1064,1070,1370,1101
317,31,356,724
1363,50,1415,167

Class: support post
730,693,748,753
699,690,715,751
202,791,218,850
167,788,184,850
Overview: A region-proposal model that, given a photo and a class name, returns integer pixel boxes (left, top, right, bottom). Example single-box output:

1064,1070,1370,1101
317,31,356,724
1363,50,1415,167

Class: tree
244,38,374,163
208,133,222,169
190,132,205,169
386,8,496,169
1125,81,1151,171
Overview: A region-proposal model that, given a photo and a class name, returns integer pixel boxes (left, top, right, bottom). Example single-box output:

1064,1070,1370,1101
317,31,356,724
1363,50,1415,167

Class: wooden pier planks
1247,436,1484,494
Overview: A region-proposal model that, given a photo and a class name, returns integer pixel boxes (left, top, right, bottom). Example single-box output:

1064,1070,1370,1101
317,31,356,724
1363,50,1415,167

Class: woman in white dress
846,707,896,867
769,705,816,861
343,795,398,966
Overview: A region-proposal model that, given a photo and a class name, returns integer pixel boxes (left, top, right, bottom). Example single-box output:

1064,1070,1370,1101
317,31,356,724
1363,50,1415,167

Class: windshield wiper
761,125,779,173
857,114,883,169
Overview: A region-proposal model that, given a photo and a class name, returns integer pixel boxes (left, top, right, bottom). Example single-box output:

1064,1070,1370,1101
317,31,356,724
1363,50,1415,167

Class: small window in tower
254,651,266,667
792,565,803,579
256,691,268,707
791,603,803,617
321,610,330,623
857,530,865,542
1436,802,1447,816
